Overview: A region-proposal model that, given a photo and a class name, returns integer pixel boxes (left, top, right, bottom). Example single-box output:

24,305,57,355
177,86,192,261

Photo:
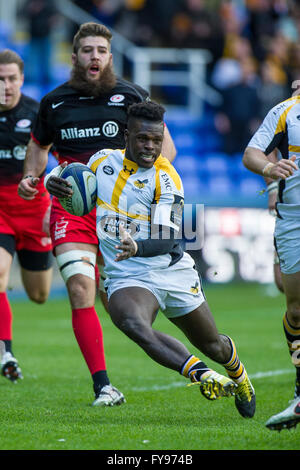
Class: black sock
295,367,300,398
92,370,110,391
3,340,12,354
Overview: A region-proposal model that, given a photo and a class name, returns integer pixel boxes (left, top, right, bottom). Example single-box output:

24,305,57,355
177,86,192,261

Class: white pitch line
131,368,295,392
249,368,294,379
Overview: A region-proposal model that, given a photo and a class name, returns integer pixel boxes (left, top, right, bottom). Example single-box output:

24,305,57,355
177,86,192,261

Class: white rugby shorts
105,252,205,318
274,216,300,274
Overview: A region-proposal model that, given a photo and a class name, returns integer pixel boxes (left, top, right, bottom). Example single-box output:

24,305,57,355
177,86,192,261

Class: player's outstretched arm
18,139,51,200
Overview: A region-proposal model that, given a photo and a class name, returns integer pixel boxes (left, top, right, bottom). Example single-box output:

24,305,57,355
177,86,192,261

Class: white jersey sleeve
247,97,298,154
152,161,184,233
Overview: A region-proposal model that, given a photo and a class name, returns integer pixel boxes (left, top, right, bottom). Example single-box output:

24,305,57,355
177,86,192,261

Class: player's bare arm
263,149,279,185
162,125,176,162
18,139,51,200
262,149,279,214
243,146,298,180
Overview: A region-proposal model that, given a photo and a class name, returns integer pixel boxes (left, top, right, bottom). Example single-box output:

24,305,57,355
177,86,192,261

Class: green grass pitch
1,282,299,451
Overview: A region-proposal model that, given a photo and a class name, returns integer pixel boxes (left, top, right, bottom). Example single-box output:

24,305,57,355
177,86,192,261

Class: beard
68,61,117,97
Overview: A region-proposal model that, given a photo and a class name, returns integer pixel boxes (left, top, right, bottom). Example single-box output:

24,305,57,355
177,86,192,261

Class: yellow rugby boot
234,371,256,418
190,369,237,400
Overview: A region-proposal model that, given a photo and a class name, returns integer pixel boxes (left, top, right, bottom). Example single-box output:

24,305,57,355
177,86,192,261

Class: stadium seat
208,175,234,196
173,154,202,174
239,177,264,196
173,132,203,151
202,153,229,173
180,175,206,202
22,84,42,101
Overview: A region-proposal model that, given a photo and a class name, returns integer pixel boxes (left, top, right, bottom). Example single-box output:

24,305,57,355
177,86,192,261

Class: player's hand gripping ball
58,163,97,216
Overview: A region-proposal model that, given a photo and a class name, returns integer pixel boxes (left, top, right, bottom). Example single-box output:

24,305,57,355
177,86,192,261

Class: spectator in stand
168,0,224,62
257,58,289,120
88,0,124,28
288,42,300,86
211,35,254,90
22,0,60,85
114,0,179,47
214,56,261,155
245,0,289,61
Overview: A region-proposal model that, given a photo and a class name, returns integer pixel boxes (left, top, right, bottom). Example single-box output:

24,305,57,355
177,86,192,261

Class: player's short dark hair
127,101,166,123
73,22,113,53
0,49,24,73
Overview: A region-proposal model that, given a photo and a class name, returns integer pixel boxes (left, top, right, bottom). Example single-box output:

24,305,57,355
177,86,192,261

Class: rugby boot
266,397,300,431
92,384,126,407
190,369,237,400
234,371,256,418
1,352,23,382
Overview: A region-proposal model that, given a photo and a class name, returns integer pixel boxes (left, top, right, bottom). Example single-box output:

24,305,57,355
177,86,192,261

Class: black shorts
0,234,53,271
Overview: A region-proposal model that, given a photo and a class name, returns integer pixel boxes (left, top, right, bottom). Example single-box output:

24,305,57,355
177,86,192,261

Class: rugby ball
58,163,97,216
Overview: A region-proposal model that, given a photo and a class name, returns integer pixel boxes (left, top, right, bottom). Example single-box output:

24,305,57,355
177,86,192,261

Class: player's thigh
109,287,159,331
170,300,220,348
55,242,98,308
274,262,284,293
0,242,14,291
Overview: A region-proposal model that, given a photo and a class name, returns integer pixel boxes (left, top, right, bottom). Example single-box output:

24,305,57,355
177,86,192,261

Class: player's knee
287,307,300,328
0,279,8,292
0,267,9,291
56,250,97,307
25,283,49,303
274,275,284,293
67,276,94,307
28,290,48,304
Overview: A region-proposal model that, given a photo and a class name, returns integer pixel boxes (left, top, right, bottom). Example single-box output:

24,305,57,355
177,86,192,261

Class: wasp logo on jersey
190,281,199,294
133,179,148,189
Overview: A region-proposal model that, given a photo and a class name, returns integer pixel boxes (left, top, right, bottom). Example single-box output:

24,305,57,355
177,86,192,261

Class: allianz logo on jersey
0,145,27,160
61,121,119,140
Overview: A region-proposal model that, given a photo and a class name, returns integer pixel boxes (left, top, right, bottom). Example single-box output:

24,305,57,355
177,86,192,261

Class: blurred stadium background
3,0,297,297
